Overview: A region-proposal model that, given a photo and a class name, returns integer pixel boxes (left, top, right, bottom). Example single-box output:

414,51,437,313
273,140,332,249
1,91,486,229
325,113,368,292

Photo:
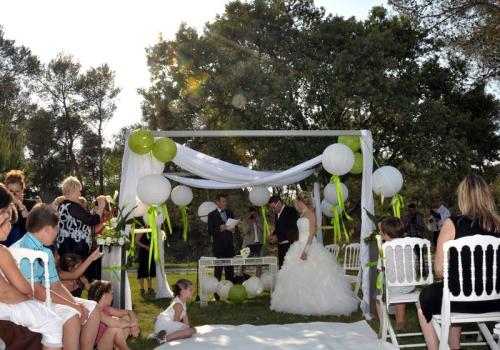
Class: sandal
148,288,155,294
140,288,145,295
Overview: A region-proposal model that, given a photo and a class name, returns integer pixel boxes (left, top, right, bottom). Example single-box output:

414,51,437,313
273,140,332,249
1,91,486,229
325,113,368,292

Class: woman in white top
154,279,196,344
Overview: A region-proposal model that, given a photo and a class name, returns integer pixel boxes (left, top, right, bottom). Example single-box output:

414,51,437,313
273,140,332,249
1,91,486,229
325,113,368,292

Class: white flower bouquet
240,247,251,258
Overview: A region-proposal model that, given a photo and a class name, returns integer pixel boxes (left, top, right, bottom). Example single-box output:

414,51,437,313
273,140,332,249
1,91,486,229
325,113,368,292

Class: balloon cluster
128,129,177,163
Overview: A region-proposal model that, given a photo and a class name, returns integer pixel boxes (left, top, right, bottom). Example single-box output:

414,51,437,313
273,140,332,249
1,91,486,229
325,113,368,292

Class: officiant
208,193,237,288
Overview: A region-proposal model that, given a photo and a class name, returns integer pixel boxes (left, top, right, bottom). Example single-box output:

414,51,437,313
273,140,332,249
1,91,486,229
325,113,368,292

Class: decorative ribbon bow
391,194,404,218
329,175,352,244
180,205,188,241
146,205,161,273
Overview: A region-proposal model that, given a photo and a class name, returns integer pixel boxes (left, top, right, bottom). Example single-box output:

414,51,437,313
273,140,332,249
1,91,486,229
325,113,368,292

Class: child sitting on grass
58,250,102,297
154,279,197,345
88,280,139,350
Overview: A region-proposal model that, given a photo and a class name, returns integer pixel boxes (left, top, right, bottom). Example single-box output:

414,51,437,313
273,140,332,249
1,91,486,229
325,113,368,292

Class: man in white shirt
428,195,451,247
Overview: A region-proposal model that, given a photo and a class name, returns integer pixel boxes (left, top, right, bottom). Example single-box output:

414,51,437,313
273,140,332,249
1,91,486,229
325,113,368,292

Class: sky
0,0,386,138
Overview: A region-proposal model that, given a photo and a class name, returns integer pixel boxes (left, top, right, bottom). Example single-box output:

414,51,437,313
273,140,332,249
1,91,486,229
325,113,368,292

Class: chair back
443,234,500,303
325,244,340,260
343,243,361,273
382,237,433,288
9,247,52,308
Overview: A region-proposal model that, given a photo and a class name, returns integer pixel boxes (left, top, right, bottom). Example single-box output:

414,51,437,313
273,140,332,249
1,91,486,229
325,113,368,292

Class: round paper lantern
228,284,247,304
321,199,334,217
152,137,177,163
128,129,154,154
372,166,404,198
216,280,233,299
137,175,171,206
350,152,363,175
198,201,217,223
324,183,349,205
249,186,271,207
321,143,355,176
242,276,264,298
133,199,148,217
260,271,273,290
203,276,219,294
171,185,193,206
338,135,361,152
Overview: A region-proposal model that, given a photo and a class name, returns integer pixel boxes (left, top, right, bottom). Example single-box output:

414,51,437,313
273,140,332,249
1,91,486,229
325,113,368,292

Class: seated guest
12,203,101,350
417,175,500,350
58,250,103,297
56,177,106,281
0,170,37,246
0,183,62,350
88,280,139,350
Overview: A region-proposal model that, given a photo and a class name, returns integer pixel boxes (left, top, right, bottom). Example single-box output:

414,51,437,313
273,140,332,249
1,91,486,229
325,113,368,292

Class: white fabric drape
313,181,323,244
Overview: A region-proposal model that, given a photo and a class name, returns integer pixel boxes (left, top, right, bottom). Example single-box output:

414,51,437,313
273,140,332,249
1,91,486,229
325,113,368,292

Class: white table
198,256,278,307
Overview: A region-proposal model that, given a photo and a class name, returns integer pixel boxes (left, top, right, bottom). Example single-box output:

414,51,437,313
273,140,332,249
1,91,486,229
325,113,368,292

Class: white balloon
249,186,271,207
323,183,349,205
321,143,355,176
203,276,219,294
136,175,171,206
142,212,164,228
321,199,334,217
151,156,165,174
197,201,217,223
171,185,193,206
372,166,404,198
216,280,233,299
133,199,148,217
260,271,273,291
242,276,264,298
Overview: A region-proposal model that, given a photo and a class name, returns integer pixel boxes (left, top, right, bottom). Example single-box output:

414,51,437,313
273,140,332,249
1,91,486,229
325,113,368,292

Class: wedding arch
117,129,376,318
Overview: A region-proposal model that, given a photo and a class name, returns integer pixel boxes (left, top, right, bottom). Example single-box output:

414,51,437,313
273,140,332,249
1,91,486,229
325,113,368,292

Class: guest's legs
448,326,462,349
138,278,145,291
417,306,439,350
166,328,196,342
395,304,406,330
63,315,81,350
224,265,234,282
80,308,101,350
214,266,223,281
147,278,153,290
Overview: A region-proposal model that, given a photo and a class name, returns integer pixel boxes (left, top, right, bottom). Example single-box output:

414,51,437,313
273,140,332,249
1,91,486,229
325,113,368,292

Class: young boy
12,203,101,350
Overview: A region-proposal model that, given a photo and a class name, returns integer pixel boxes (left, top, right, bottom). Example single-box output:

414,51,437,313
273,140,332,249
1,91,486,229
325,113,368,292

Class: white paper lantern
137,175,171,206
216,280,233,299
260,271,273,291
321,199,334,217
133,199,148,217
198,201,217,223
372,166,404,198
321,143,355,176
203,276,219,294
243,276,264,298
171,185,193,206
323,183,349,205
249,186,271,207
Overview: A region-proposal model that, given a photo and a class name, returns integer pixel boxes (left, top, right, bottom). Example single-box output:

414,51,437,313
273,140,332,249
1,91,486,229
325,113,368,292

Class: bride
270,192,359,316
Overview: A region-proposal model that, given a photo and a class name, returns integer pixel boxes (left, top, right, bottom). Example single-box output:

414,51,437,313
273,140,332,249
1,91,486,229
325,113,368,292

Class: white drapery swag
119,130,375,318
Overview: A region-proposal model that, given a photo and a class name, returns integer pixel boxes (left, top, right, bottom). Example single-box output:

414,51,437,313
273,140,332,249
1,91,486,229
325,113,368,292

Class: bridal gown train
270,217,359,316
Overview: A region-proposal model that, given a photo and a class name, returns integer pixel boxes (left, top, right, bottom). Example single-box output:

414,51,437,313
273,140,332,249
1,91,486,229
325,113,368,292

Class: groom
268,195,299,268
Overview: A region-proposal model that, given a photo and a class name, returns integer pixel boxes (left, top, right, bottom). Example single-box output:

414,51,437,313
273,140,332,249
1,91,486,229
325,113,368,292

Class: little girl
59,250,102,297
154,279,196,344
88,280,139,350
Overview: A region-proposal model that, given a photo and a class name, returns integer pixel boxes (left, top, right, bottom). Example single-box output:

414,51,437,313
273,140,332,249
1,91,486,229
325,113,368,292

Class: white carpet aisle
154,321,398,349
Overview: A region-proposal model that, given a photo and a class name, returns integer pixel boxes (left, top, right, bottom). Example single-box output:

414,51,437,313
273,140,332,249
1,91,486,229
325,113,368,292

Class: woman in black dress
417,175,500,350
135,230,156,295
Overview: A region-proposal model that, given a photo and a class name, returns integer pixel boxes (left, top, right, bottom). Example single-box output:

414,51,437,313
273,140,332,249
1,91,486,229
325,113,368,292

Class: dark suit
208,208,235,281
273,205,299,268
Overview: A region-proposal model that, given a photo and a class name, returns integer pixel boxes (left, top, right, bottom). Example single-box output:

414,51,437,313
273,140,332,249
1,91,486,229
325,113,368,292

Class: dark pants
214,265,234,282
248,243,262,257
213,240,234,282
278,242,291,268
432,231,440,247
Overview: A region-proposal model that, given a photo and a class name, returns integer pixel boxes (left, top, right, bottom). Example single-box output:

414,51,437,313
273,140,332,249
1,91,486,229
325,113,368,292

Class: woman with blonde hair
270,191,358,316
417,175,500,350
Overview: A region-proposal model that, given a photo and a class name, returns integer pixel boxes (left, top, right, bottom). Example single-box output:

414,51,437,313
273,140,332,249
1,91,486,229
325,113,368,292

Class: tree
79,64,120,193
389,0,500,81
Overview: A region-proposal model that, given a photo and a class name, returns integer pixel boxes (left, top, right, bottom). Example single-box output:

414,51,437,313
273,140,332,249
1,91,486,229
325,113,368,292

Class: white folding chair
378,236,433,348
324,244,340,260
9,247,52,308
343,243,362,295
495,324,500,346
431,235,500,350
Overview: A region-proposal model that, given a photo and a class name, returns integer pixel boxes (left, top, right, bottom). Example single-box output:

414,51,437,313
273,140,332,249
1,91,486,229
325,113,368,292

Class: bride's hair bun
297,191,314,208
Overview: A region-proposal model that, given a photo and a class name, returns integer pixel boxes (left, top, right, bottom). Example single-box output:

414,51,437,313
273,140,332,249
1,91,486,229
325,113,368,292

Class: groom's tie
220,211,227,223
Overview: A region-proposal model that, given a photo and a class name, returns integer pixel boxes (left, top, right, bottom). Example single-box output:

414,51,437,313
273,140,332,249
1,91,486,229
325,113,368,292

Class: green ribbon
331,206,341,244
146,205,161,273
391,194,404,218
127,222,136,257
161,203,173,235
329,175,352,243
261,206,270,246
180,206,188,241
102,266,126,282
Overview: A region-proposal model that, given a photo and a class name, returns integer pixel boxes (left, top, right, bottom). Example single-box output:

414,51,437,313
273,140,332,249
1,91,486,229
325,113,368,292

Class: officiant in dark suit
208,193,236,284
268,195,299,268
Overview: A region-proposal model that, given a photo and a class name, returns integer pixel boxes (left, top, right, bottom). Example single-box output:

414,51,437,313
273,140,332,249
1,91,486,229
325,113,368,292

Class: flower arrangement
240,247,251,258
96,192,136,249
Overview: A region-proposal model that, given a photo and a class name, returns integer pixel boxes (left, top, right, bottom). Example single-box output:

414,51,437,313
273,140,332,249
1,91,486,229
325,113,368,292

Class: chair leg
477,323,499,350
439,319,451,350
354,270,362,296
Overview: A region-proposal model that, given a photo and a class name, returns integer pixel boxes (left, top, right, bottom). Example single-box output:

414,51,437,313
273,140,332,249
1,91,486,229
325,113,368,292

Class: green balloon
152,137,177,163
338,136,361,152
128,129,154,154
228,284,247,304
350,152,363,174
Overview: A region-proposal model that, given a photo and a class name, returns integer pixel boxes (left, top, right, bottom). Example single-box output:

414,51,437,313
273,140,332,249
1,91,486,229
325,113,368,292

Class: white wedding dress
270,217,359,316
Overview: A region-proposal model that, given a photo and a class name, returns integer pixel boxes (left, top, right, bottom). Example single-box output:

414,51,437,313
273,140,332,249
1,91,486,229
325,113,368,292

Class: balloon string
391,194,404,218
181,206,188,241
128,222,135,257
147,205,161,273
161,203,173,235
